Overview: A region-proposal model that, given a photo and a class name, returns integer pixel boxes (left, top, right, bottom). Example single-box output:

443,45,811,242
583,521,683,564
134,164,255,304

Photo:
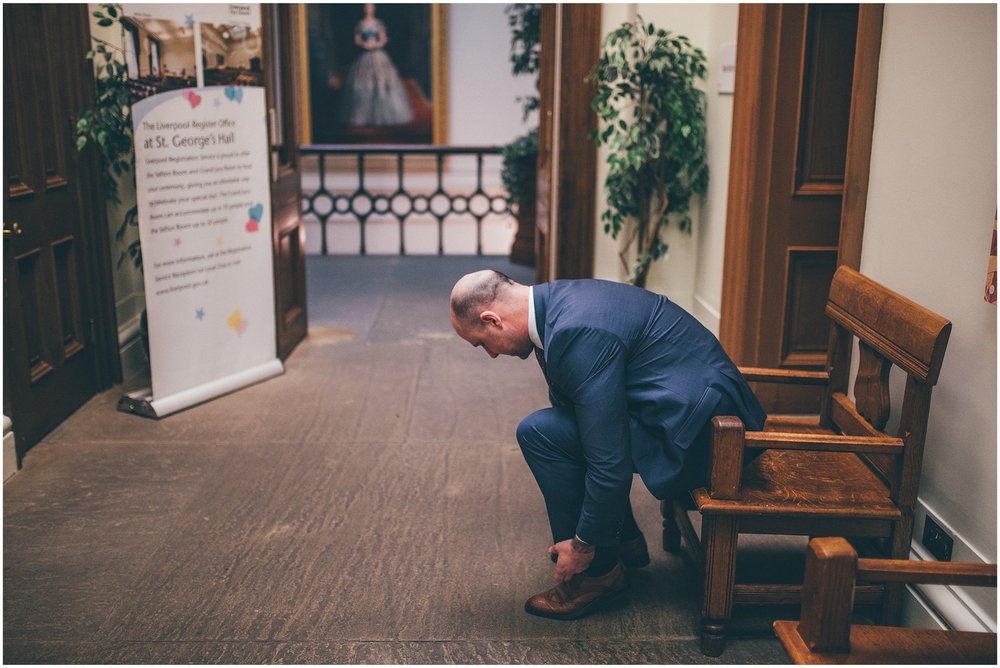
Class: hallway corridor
4,256,786,664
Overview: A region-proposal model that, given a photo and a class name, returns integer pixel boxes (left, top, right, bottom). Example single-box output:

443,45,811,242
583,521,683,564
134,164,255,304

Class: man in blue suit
449,270,766,620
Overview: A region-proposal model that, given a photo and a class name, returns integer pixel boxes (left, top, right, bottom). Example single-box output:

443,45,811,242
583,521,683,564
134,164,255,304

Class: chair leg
660,499,682,552
700,515,739,657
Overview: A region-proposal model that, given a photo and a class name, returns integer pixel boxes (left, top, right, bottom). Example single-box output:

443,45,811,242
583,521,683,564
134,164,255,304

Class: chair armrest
738,366,830,386
744,431,904,454
708,416,746,500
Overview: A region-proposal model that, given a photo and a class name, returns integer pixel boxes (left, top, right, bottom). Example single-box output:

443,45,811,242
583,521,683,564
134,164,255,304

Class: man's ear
480,310,501,328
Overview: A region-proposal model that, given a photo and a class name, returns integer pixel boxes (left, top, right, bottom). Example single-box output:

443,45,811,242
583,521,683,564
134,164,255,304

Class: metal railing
300,144,512,256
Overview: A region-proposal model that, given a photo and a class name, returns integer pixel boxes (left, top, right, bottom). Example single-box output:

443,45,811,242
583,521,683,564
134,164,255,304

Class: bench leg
881,517,914,625
660,499,682,552
700,618,727,657
700,515,738,657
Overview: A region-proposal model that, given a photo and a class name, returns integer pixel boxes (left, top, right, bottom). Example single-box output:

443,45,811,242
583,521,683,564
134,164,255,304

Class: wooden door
3,4,116,462
534,3,601,283
263,4,307,360
720,4,882,413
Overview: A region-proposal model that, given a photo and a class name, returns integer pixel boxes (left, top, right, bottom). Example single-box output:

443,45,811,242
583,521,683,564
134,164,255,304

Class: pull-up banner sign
118,4,283,418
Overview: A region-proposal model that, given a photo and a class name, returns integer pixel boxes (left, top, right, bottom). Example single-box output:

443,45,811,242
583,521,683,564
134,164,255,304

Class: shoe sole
523,586,628,621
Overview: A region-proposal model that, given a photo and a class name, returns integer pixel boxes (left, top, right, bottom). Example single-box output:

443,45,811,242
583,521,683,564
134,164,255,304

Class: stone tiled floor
4,256,789,664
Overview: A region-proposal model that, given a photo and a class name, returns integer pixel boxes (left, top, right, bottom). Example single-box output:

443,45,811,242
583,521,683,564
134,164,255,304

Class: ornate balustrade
300,144,513,256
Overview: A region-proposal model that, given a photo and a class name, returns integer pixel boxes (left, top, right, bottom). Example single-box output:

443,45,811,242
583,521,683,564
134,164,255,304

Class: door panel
780,247,839,366
758,4,852,412
263,4,307,360
3,4,106,461
794,5,858,195
721,3,871,414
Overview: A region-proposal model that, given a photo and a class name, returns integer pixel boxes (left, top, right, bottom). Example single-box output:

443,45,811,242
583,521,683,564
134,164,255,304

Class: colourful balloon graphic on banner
227,309,249,336
246,203,263,232
182,89,202,108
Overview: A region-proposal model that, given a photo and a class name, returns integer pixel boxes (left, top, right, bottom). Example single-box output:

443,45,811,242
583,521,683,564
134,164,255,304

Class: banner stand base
115,359,284,419
118,388,158,419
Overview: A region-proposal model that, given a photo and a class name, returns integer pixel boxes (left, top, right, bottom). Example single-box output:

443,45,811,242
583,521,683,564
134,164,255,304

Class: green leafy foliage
500,128,537,207
505,3,540,122
501,4,540,213
590,15,708,287
75,3,141,270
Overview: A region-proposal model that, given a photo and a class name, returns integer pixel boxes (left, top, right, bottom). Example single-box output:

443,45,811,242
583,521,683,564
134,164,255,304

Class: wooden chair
774,537,996,664
661,265,953,656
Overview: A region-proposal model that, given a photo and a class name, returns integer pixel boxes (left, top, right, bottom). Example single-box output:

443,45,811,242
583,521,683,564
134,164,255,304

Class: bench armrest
857,558,997,587
744,431,904,454
738,366,830,386
795,537,998,654
707,420,903,500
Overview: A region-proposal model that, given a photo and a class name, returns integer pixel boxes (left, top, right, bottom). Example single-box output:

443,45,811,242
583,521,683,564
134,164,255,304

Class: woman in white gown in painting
339,3,413,127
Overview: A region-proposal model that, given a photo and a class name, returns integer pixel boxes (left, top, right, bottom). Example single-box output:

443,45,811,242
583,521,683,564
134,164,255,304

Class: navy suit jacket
533,279,766,545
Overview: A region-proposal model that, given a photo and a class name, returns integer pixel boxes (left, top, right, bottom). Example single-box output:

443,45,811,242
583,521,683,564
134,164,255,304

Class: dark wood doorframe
263,4,308,360
719,4,884,363
535,3,601,282
68,7,121,389
3,3,117,461
51,4,120,390
838,4,884,268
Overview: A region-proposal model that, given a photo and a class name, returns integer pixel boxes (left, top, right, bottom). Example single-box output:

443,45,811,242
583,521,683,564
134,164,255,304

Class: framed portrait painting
305,3,447,145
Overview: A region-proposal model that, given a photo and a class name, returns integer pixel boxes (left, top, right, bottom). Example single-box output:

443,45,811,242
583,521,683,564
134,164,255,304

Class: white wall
860,3,996,631
448,3,537,145
592,3,738,331
592,3,635,284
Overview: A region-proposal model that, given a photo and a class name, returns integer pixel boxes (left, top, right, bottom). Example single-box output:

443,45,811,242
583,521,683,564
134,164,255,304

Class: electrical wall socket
922,515,954,562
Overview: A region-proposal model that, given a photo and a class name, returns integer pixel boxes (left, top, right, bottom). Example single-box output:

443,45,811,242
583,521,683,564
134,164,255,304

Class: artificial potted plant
591,15,709,288
501,3,540,266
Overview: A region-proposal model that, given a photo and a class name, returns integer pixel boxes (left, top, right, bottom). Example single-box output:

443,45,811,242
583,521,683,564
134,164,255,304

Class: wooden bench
661,265,953,655
774,537,996,664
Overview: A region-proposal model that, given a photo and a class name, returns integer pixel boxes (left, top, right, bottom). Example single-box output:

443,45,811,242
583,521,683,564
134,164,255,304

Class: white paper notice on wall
118,4,282,419
719,42,736,95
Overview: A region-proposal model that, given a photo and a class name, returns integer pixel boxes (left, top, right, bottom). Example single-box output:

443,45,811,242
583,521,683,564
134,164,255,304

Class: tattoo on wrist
571,537,595,554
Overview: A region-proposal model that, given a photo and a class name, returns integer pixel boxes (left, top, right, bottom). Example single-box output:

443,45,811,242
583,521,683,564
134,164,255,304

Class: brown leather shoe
619,534,650,569
524,562,628,620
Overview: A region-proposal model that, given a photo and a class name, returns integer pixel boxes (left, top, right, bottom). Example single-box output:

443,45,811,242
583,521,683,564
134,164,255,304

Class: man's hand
548,537,595,583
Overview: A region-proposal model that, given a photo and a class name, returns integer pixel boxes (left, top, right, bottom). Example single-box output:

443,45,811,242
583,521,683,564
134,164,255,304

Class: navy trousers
516,396,740,546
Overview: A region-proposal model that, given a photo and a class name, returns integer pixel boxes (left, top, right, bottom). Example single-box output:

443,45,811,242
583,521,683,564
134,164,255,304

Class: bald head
450,270,518,326
449,270,533,359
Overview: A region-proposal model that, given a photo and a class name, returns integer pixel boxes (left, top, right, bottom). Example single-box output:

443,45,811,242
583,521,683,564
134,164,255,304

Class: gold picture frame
298,3,448,145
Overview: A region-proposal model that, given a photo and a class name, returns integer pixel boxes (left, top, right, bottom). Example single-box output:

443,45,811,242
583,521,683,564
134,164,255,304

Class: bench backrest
821,266,952,505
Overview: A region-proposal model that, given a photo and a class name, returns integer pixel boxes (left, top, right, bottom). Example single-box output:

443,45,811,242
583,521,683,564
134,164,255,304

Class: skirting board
904,500,996,633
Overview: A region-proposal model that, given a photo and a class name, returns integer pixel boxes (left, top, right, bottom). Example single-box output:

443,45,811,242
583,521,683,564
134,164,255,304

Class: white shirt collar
528,285,542,349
